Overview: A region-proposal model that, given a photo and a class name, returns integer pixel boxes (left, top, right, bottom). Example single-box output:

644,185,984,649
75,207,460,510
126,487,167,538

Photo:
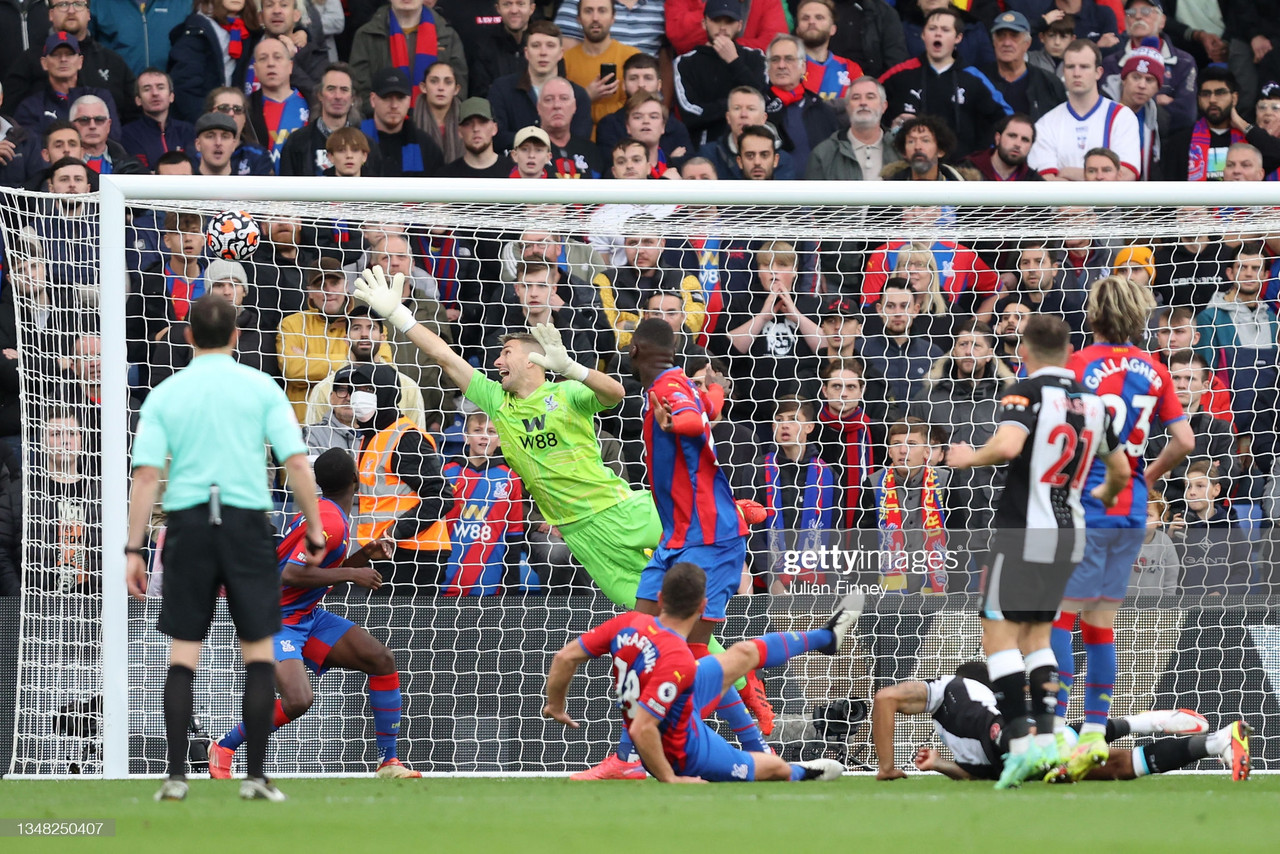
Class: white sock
1205,725,1232,756
1053,716,1066,733
1080,722,1106,736
1034,732,1057,750
1008,734,1032,756
987,648,1024,682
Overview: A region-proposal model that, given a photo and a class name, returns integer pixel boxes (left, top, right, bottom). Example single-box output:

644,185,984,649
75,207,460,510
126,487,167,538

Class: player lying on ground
353,265,772,780
542,561,861,783
871,663,1252,783
210,449,421,779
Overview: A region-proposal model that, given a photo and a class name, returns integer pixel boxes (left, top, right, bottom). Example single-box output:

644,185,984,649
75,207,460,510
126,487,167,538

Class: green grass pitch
2,775,1278,853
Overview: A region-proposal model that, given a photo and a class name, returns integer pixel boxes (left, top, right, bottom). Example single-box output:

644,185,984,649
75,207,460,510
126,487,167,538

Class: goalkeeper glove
527,322,589,382
354,265,417,334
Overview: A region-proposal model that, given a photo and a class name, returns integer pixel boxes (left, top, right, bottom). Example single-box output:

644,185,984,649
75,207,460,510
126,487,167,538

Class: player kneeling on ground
871,663,1252,783
210,449,422,779
542,562,860,782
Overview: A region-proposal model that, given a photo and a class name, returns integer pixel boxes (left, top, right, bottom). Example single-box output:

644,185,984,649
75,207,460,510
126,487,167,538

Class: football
206,209,261,260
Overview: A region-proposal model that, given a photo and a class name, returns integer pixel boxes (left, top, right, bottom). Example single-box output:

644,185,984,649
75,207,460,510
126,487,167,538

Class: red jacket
666,0,788,56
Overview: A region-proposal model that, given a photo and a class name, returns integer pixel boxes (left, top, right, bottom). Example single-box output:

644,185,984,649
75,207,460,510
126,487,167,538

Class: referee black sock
243,661,276,780
163,664,195,779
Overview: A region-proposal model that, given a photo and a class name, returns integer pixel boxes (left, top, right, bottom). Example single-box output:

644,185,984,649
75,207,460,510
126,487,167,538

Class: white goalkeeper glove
527,322,589,382
353,265,417,334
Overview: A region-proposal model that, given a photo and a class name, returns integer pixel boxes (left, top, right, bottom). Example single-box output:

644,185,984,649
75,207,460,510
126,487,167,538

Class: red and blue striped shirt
279,497,351,624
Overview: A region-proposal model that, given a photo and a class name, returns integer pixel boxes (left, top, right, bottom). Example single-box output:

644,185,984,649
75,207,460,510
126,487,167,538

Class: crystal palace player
871,663,1252,783
353,266,771,779
543,562,859,782
1054,275,1194,781
947,315,1130,789
209,449,421,779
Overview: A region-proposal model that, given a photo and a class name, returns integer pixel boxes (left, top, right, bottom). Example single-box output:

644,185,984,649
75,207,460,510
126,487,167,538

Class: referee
945,315,1129,790
125,294,326,803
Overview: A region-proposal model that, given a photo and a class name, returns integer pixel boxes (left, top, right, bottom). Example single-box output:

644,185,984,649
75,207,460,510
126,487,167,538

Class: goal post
5,176,1278,778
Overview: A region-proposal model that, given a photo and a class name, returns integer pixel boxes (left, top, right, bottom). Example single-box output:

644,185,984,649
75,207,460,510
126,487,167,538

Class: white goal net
1,178,1277,777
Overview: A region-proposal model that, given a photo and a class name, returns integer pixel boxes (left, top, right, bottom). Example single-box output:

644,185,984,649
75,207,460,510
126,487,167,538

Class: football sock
789,763,807,781
243,661,275,780
1134,735,1208,777
1081,622,1116,734
1051,612,1077,723
687,642,767,753
615,730,638,763
1106,717,1131,742
219,701,294,752
987,648,1032,748
1205,725,1232,756
163,664,194,779
750,630,834,669
707,636,747,691
369,673,403,764
1025,647,1060,747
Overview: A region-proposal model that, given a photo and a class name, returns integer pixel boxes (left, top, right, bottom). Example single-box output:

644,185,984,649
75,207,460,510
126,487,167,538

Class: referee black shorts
980,528,1080,624
157,505,281,643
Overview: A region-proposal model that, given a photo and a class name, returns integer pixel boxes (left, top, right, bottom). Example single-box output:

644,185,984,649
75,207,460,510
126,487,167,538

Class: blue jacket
0,116,41,188
120,114,196,172
167,12,254,123
92,0,193,74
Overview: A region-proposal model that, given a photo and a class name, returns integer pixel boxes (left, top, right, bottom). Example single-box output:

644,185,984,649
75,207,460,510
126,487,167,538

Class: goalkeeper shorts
559,491,662,608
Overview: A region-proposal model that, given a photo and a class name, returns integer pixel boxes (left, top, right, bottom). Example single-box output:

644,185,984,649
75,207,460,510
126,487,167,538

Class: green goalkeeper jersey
464,372,635,527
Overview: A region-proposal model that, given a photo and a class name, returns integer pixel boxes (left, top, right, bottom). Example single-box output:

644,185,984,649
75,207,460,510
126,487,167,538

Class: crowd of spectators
0,0,1278,601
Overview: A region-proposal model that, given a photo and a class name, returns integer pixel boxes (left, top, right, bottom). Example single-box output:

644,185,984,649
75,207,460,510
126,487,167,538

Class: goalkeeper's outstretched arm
353,265,475,393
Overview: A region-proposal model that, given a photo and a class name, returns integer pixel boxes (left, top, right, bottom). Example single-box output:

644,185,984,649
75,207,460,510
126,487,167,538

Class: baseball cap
458,97,494,123
704,0,743,22
1121,38,1166,86
205,259,248,286
1261,81,1280,101
372,67,413,98
333,364,368,388
990,11,1030,34
513,125,551,148
43,32,81,56
1125,0,1163,10
821,297,861,320
1114,245,1156,283
194,111,238,137
307,256,346,288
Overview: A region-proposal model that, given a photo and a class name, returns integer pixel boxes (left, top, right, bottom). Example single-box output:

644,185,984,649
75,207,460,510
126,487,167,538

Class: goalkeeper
353,267,768,779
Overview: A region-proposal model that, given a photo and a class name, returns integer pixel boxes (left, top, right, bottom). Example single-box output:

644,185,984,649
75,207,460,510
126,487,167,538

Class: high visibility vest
355,416,449,550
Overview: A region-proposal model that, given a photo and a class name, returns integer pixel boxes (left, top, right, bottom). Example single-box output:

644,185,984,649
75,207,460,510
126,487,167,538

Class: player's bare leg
210,659,312,779
323,627,422,778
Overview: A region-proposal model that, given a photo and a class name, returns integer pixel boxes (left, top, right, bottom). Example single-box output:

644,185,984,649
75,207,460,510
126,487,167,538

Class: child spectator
1147,349,1241,504
1129,492,1179,596
441,411,527,596
1172,460,1251,597
812,358,874,530
745,396,835,594
325,126,371,176
1028,13,1076,81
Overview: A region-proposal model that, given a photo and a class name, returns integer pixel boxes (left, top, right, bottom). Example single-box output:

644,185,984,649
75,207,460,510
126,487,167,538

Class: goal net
1,178,1277,777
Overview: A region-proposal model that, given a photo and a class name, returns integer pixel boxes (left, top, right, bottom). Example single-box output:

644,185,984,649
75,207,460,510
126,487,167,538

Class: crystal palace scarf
222,17,249,60
877,466,948,593
770,83,806,107
389,7,438,107
1187,118,1244,181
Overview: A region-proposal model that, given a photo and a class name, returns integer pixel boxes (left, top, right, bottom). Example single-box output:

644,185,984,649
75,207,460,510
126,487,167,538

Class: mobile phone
600,63,617,80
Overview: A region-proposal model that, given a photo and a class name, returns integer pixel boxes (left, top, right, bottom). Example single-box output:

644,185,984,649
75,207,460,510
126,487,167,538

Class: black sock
1140,735,1206,775
243,661,276,780
991,671,1032,738
1028,664,1060,736
163,664,194,779
1106,717,1131,743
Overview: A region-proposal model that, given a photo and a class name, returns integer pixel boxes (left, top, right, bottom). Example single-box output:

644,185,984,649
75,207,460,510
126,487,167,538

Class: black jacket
149,307,281,386
672,43,768,147
825,0,908,79
487,71,593,151
764,89,840,169
596,107,694,165
0,0,48,83
469,26,526,99
2,33,139,124
977,62,1065,123
1152,240,1231,311
167,12,256,123
880,55,1013,159
278,118,379,177
0,443,19,596
0,116,40,188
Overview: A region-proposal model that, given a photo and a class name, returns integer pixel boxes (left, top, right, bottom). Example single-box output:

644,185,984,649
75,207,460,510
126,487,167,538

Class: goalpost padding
1,178,1278,777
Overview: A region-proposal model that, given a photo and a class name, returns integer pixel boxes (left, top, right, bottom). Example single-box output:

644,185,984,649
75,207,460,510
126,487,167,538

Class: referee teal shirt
133,353,307,511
